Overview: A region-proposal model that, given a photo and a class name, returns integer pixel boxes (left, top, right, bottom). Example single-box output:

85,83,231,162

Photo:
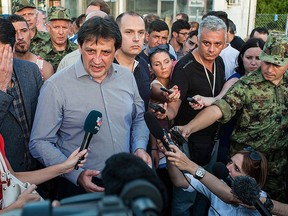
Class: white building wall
213,0,258,39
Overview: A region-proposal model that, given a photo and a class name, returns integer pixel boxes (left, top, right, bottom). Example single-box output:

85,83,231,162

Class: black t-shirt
171,52,226,136
230,36,245,52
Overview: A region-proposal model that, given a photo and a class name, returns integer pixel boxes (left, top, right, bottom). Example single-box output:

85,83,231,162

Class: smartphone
187,97,199,104
162,129,175,151
149,103,166,114
170,127,188,146
160,87,173,95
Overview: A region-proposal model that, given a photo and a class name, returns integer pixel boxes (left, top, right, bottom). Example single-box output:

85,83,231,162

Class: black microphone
232,176,272,216
212,162,233,187
75,110,103,170
144,112,175,151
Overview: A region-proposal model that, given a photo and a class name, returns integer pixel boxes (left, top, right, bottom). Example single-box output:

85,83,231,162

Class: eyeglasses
178,32,189,36
148,44,169,56
243,146,262,162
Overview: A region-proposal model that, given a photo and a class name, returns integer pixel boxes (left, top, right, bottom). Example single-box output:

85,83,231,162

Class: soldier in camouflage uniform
12,0,50,51
32,7,78,71
177,34,288,202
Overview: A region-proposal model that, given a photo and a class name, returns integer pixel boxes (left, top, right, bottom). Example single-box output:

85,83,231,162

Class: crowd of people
0,0,287,215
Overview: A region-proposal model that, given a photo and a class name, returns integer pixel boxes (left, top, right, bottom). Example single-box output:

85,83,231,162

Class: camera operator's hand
77,170,104,192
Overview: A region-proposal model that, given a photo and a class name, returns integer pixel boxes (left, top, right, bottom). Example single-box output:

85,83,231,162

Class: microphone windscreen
84,110,102,134
212,162,229,180
144,112,164,140
232,176,260,206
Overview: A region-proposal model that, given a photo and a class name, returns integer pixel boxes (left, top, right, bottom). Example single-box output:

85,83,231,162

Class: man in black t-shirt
157,15,226,216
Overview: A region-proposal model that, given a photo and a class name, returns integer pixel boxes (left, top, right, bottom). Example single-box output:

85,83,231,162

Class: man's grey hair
198,15,227,41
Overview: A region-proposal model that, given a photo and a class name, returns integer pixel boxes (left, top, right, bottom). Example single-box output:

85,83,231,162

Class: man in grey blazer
0,18,43,172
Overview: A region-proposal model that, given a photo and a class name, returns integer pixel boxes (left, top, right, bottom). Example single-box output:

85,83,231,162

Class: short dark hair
147,19,169,34
87,0,110,15
78,16,122,50
143,13,160,31
171,19,190,34
249,27,269,39
7,14,28,26
116,11,143,27
228,19,236,34
176,12,189,22
75,14,86,28
102,152,167,213
187,30,198,39
0,18,16,48
235,38,265,75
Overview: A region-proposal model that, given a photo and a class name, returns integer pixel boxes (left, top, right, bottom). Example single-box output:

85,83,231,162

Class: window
227,0,240,5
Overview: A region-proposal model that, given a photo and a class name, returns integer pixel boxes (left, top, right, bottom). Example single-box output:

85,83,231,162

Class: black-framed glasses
243,146,262,162
148,44,170,56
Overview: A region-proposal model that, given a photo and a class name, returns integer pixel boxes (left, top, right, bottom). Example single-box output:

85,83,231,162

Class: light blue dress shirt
184,173,265,216
29,58,149,184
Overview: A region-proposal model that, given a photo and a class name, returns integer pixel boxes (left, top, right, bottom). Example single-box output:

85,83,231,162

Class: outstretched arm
177,105,223,138
189,78,239,110
11,148,88,185
166,145,239,204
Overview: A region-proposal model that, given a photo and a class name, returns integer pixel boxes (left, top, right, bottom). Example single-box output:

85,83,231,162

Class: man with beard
8,14,54,81
114,11,150,110
32,6,78,71
169,19,191,59
12,0,50,51
0,18,43,172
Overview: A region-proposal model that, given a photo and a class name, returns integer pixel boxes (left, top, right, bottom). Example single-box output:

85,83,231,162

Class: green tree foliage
256,0,288,14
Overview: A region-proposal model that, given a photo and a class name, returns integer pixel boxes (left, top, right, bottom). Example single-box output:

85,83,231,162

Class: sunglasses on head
243,146,262,162
148,44,169,56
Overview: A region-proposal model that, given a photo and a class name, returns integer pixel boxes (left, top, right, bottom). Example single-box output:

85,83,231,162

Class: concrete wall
213,0,258,39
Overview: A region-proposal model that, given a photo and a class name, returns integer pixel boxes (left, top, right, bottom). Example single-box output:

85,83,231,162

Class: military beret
259,33,288,66
48,6,72,22
12,0,36,14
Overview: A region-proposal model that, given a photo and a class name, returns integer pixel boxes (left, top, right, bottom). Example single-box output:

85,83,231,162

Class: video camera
1,180,163,216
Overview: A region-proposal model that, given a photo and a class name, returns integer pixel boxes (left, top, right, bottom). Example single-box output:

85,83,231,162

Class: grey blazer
0,58,43,171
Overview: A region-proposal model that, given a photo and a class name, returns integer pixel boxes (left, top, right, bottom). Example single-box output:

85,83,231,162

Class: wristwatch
194,167,206,180
264,195,274,213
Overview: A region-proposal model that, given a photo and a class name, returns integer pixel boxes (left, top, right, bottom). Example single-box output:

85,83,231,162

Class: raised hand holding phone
160,87,173,94
149,103,166,114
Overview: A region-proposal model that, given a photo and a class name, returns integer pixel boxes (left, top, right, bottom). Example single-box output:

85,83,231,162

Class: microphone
232,176,272,216
75,110,103,170
212,162,233,187
144,112,175,151
120,179,163,215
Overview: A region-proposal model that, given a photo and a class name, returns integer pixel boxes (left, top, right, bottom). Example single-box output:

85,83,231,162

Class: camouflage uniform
30,30,50,51
11,0,36,14
12,0,50,52
33,39,77,71
32,6,77,71
214,34,288,202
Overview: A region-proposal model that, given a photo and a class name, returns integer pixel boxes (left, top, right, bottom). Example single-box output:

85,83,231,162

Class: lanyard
198,54,216,97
